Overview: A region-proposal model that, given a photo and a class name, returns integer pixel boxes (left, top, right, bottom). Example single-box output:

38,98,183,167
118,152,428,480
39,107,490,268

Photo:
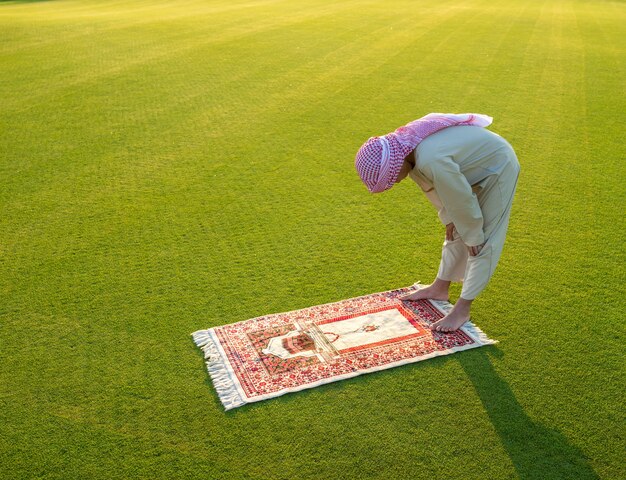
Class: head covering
355,113,493,193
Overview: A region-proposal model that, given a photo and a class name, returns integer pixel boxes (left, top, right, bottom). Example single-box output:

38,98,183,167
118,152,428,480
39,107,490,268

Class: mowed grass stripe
1,0,384,112
0,0,293,54
345,0,537,159
0,0,468,235
577,0,625,172
0,0,391,202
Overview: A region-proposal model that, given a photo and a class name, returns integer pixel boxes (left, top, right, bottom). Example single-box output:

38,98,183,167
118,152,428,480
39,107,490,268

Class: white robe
408,126,520,300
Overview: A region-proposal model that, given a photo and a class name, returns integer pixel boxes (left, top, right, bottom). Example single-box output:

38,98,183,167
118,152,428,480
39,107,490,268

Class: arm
420,156,485,246
420,188,452,225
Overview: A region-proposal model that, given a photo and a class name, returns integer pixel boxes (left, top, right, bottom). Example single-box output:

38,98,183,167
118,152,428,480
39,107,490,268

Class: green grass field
1,0,624,478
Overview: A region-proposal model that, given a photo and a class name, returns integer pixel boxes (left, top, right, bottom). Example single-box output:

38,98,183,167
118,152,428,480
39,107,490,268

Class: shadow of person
457,348,598,479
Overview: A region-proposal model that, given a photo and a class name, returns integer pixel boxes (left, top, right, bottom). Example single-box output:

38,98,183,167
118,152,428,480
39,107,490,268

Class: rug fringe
461,320,499,345
192,330,246,410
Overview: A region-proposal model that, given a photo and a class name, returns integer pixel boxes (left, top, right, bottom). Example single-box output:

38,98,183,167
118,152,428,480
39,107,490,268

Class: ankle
452,298,472,314
432,278,451,293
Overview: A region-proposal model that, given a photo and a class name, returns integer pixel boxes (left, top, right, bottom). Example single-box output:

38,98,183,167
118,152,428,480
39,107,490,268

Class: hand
445,223,456,241
468,243,485,256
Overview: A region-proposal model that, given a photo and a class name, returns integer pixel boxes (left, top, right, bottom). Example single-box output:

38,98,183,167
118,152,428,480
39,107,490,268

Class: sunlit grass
1,0,624,478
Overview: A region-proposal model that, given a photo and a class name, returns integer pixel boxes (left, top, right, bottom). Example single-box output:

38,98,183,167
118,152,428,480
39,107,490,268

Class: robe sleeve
421,189,452,225
409,168,453,225
419,156,485,246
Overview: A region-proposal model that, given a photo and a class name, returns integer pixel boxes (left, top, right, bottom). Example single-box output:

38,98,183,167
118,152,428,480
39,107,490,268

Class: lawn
0,0,624,478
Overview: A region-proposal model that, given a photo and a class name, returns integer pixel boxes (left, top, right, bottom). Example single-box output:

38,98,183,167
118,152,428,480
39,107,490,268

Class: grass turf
1,0,624,478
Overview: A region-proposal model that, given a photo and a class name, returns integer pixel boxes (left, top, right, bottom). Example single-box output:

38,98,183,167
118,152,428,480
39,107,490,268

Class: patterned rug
192,284,497,410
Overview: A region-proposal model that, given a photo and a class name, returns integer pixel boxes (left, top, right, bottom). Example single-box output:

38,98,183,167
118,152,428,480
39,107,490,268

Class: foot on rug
399,284,449,302
431,308,470,332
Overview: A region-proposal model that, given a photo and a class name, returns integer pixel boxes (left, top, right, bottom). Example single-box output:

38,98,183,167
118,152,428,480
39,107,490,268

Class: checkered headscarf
355,113,493,193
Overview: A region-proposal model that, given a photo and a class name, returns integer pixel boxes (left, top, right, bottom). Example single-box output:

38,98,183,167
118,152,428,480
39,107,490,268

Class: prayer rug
192,284,497,410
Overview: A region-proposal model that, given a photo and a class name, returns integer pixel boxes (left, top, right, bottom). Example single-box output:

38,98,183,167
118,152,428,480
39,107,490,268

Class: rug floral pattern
208,287,481,400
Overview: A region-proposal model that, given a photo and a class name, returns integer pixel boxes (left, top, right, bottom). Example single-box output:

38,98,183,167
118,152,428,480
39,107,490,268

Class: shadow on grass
194,336,596,479
458,348,599,480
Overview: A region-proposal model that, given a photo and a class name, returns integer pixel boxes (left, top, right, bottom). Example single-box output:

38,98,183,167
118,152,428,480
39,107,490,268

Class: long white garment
409,126,520,300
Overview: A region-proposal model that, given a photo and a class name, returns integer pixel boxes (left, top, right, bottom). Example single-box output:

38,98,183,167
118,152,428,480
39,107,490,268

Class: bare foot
430,305,470,332
400,284,449,302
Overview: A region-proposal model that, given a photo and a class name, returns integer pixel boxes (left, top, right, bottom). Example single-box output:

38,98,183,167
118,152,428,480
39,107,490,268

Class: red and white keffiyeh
355,113,493,193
